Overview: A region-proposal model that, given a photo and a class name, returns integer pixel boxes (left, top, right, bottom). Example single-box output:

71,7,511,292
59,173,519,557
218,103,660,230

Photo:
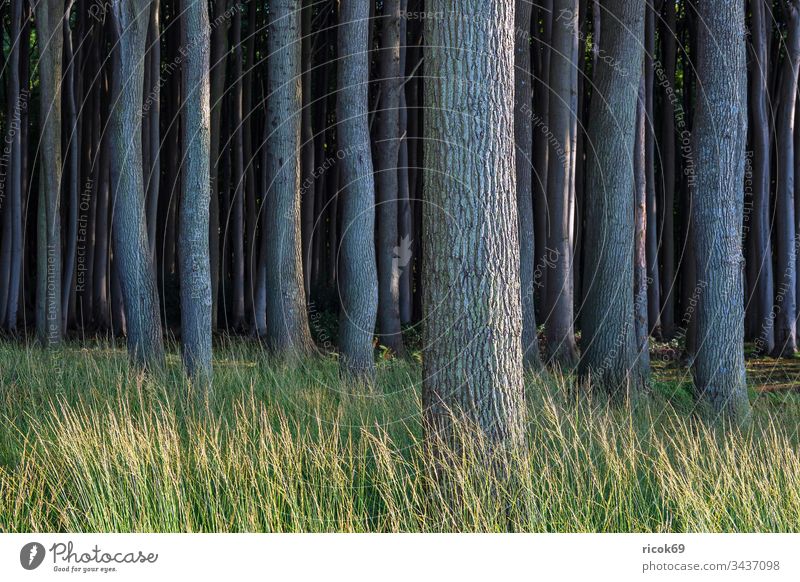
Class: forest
1,0,800,533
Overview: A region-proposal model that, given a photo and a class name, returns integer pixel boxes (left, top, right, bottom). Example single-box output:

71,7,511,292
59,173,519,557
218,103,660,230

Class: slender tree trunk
209,0,229,330
545,0,579,368
228,3,245,329
61,0,79,332
634,77,651,377
179,0,213,384
375,0,405,356
423,1,525,447
109,0,165,368
644,3,661,339
34,0,64,346
517,0,541,369
146,0,160,261
774,3,800,357
579,0,645,398
5,0,23,332
658,0,677,339
265,0,315,356
691,0,751,422
533,0,552,324
337,0,379,377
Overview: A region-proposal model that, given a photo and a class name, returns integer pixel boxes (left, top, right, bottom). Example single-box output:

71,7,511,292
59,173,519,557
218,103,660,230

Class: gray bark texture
375,0,406,356
34,0,64,346
265,0,315,356
544,0,579,368
337,0,379,378
422,1,526,446
109,0,165,368
179,0,213,384
579,0,645,398
773,2,800,357
691,0,751,422
516,0,542,370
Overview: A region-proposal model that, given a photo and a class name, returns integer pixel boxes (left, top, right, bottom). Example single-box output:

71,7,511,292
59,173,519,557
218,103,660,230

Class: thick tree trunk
423,1,525,446
337,0,379,377
34,0,64,346
774,3,800,358
691,0,751,422
579,0,645,398
179,0,213,384
517,0,541,369
265,0,315,356
375,0,405,356
109,0,165,368
146,0,160,262
545,0,579,368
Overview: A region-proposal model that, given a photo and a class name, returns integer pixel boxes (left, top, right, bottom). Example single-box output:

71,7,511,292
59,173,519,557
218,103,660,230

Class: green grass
1,338,800,532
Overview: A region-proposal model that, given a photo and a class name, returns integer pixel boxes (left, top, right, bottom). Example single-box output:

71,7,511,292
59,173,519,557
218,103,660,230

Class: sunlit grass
0,338,799,532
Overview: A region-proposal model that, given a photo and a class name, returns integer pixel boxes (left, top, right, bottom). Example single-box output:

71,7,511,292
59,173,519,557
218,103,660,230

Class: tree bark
774,2,800,357
517,0,542,369
690,0,751,422
423,1,525,446
34,0,64,346
337,0,379,377
179,0,213,384
375,0,406,356
265,0,315,356
545,0,579,368
109,0,165,368
579,0,645,398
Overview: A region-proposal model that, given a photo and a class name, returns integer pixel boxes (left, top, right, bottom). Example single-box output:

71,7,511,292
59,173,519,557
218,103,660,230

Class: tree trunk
658,0,677,339
34,0,64,346
634,78,651,378
690,0,751,422
265,0,315,356
5,0,23,332
109,0,165,368
533,0,552,324
209,0,229,330
774,3,800,358
375,0,405,356
337,0,379,377
423,1,525,446
579,0,645,398
544,0,579,368
179,0,213,384
644,3,661,339
517,0,541,369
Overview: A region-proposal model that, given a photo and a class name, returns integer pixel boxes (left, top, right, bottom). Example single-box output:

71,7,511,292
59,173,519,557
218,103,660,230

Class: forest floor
0,337,799,533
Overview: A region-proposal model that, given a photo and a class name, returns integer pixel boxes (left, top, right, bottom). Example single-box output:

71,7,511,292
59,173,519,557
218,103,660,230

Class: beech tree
690,0,751,421
580,0,646,397
109,0,165,368
337,0,379,378
423,1,525,444
179,0,213,383
265,0,315,356
33,0,63,346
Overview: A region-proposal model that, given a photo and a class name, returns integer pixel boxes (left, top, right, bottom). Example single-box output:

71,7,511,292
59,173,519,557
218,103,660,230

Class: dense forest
0,0,796,445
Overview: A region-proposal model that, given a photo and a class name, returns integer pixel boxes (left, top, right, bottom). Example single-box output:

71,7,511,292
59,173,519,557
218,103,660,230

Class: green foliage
0,340,799,532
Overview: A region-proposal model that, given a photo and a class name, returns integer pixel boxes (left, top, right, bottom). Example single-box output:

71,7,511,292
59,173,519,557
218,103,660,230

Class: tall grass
0,339,799,532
